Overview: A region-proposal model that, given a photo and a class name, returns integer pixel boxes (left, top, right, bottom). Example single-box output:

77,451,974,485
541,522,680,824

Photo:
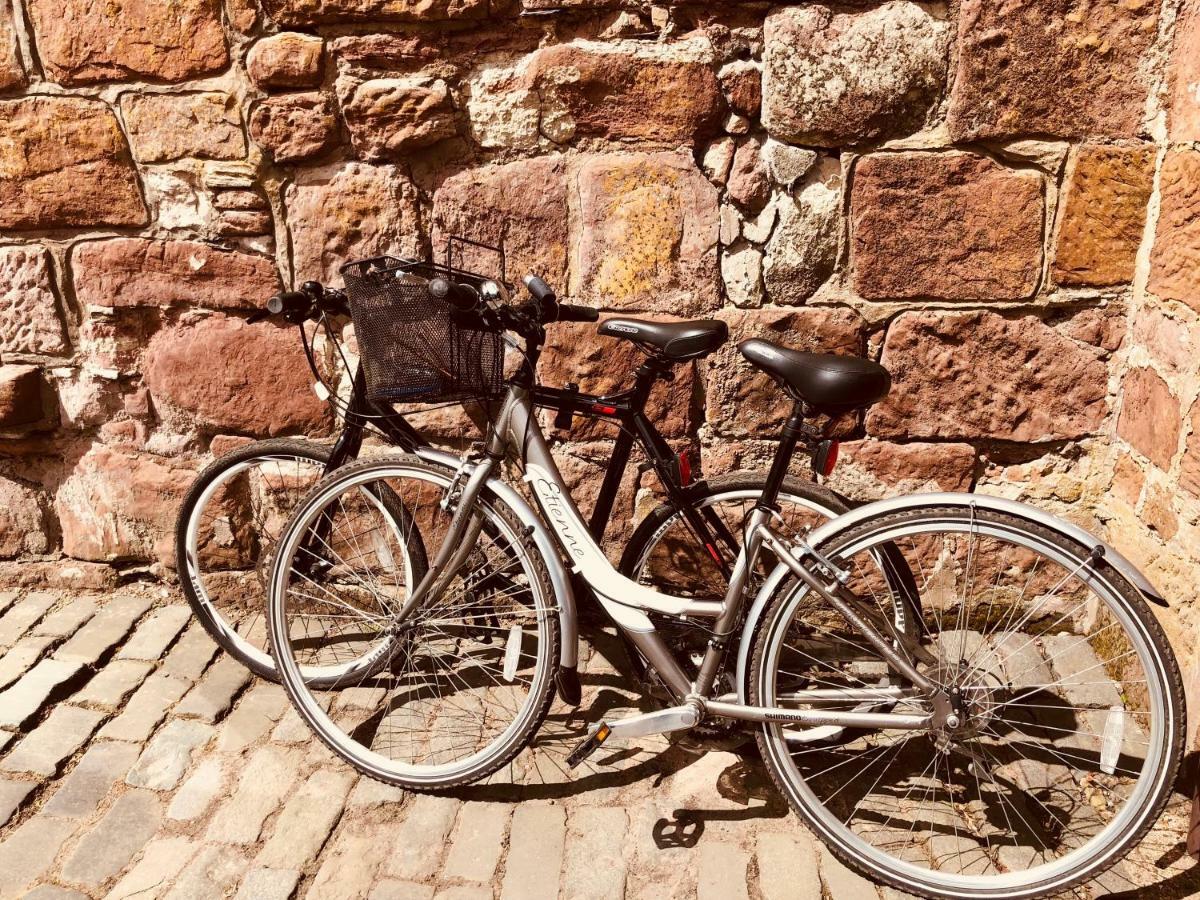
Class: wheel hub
927,663,998,742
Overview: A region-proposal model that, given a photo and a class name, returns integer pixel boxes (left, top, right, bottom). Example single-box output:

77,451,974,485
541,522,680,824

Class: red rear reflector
705,542,721,563
678,451,692,485
591,404,617,415
820,440,840,477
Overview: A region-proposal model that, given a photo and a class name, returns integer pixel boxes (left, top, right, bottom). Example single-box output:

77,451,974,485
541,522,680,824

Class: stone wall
0,1,1197,720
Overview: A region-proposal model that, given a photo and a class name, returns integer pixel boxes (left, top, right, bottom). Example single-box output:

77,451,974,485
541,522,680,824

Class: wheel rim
185,454,411,679
756,513,1173,897
269,462,554,784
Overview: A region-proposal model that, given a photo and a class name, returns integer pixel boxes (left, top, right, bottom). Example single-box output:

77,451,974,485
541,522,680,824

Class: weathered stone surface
175,655,251,722
526,42,724,146
1170,0,1200,141
0,591,61,649
257,768,354,867
0,778,33,827
720,61,760,120
432,156,569,291
121,93,245,163
248,32,323,89
501,802,565,900
757,832,820,900
168,757,225,821
707,307,867,437
573,152,720,314
98,672,190,742
339,75,458,159
287,162,422,284
207,745,301,844
1149,150,1200,309
262,0,487,24
0,97,146,229
1054,145,1156,287
118,605,190,661
249,92,338,163
0,657,82,728
851,152,1043,301
722,244,764,308
1180,402,1200,497
0,365,47,428
763,160,841,305
1118,367,1180,470
831,441,976,501
54,593,152,665
0,246,67,356
867,312,1109,441
61,789,163,887
126,718,215,790
443,803,509,884
107,836,198,900
463,61,541,151
383,794,459,880
73,239,279,312
0,815,76,894
762,2,949,147
29,0,228,84
144,314,331,439
72,659,153,709
0,477,52,558
948,0,1160,141
0,704,102,776
55,446,196,565
0,1,24,90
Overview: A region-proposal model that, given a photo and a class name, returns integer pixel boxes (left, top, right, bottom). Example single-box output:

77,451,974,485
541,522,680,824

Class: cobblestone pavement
0,587,1196,900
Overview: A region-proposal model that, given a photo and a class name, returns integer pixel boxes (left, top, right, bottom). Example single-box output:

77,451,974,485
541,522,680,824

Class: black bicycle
176,255,859,684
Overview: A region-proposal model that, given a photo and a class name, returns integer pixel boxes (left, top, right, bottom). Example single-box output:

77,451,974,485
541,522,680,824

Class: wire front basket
340,256,505,405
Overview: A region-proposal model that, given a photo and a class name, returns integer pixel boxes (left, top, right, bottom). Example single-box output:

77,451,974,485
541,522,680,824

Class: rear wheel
749,505,1184,899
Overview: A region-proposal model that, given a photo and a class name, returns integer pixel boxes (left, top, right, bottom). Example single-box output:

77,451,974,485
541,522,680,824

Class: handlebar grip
556,304,599,323
267,290,311,317
523,274,557,306
429,276,480,311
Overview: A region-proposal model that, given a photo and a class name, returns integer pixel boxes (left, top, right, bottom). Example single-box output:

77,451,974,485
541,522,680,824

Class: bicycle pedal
566,722,611,769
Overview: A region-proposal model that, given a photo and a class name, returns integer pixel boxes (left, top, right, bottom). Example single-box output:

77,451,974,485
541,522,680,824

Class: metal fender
416,447,578,670
735,491,1168,704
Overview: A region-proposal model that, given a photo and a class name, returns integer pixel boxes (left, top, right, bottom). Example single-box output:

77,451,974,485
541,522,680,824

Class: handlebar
251,281,348,325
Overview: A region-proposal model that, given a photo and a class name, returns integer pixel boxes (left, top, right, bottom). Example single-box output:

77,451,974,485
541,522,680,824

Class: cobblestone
158,623,219,681
442,802,509,884
256,767,354,867
166,756,225,821
233,866,301,900
32,598,96,640
126,719,216,791
165,843,248,899
106,835,198,900
214,683,287,752
757,831,821,900
41,740,140,819
562,806,627,900
0,705,104,776
0,633,55,690
0,657,84,728
698,842,751,900
384,794,461,882
206,745,301,845
53,595,152,666
0,778,34,826
116,605,190,662
97,673,189,742
72,660,153,709
501,802,566,900
0,815,77,894
0,590,58,647
59,788,162,887
174,655,251,722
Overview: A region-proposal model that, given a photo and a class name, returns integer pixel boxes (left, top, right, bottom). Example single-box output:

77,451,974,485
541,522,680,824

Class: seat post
757,399,808,512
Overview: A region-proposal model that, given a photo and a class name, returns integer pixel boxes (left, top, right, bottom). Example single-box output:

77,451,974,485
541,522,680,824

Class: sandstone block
339,75,458,159
432,155,569,292
0,246,68,356
525,42,724,146
1149,150,1200,310
73,238,279,312
867,312,1109,441
0,365,47,428
762,2,949,147
0,1,24,89
0,477,52,558
0,97,146,229
707,307,867,437
831,441,976,501
572,152,720,315
29,0,227,84
1054,145,1155,286
727,137,769,212
286,161,422,284
55,446,196,565
720,61,760,120
1118,367,1180,470
248,32,323,89
1180,402,1200,497
1170,0,1200,141
948,0,1159,140
144,314,331,439
249,92,338,163
261,0,488,24
121,92,246,163
851,152,1043,301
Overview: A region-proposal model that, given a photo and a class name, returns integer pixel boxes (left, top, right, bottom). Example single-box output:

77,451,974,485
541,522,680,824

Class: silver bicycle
265,271,1184,900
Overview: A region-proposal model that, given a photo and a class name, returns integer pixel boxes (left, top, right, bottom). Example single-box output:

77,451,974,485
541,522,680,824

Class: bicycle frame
401,383,948,733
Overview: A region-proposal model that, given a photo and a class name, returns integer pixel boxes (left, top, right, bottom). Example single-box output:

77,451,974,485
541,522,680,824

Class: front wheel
749,505,1184,899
